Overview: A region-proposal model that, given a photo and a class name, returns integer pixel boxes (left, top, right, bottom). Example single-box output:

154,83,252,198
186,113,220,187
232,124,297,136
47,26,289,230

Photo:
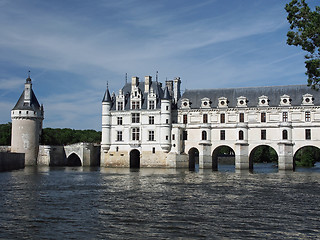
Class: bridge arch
249,145,278,170
188,147,199,171
212,145,235,171
294,145,320,168
130,149,140,168
66,153,82,166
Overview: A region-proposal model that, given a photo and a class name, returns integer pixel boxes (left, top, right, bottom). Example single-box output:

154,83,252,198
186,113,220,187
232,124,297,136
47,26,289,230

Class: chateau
101,76,320,170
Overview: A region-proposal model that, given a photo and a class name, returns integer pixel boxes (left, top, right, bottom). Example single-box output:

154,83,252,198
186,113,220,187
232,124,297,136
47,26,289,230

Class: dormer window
258,95,269,107
201,97,211,109
218,97,228,108
132,101,140,109
302,93,314,105
280,94,291,106
181,98,190,109
237,96,247,107
149,100,155,109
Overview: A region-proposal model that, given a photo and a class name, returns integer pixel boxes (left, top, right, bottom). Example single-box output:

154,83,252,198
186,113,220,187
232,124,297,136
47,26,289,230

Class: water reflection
0,165,320,239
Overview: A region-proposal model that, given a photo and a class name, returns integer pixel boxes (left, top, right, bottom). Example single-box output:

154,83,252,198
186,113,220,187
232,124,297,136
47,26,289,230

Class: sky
0,0,318,130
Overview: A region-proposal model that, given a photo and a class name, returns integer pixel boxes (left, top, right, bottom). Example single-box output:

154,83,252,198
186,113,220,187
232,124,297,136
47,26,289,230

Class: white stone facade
101,77,320,170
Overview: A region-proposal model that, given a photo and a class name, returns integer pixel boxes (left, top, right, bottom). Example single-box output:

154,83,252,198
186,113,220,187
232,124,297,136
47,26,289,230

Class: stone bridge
38,143,100,167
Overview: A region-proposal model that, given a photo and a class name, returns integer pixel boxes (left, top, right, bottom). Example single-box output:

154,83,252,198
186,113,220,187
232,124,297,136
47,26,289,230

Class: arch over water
212,145,235,171
294,146,320,168
130,149,140,168
67,153,82,166
249,145,278,170
188,147,199,171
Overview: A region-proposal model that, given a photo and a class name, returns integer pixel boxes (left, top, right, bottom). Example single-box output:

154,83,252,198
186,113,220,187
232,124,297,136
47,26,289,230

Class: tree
285,0,320,89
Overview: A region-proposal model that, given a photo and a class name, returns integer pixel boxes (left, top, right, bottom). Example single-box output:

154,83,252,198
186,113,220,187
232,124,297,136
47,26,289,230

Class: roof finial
28,70,30,78
107,81,109,89
125,73,127,84
156,71,158,82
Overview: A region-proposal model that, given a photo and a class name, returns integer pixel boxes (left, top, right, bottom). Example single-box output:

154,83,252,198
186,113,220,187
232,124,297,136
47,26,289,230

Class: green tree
285,0,320,89
0,123,11,145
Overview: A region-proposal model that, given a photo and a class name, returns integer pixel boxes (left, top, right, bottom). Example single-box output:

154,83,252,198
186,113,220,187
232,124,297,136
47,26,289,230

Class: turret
160,87,172,152
101,85,112,153
11,74,44,165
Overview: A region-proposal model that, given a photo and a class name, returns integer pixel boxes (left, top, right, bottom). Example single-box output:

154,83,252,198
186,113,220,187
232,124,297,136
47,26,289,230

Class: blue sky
0,0,318,130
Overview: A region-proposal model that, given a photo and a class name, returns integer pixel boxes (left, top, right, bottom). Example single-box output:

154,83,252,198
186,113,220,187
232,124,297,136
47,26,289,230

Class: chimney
145,76,152,93
173,77,181,104
132,76,139,87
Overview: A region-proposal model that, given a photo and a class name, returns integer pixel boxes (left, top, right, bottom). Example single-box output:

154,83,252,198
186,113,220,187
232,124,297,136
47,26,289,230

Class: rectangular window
166,119,169,124
261,112,266,122
148,130,155,141
283,112,288,122
305,111,311,122
261,130,266,140
172,134,175,141
132,101,140,109
117,131,123,141
117,102,123,111
117,117,123,125
152,147,155,154
220,130,225,140
220,113,225,123
149,116,154,124
166,106,169,110
183,131,188,140
131,113,140,123
239,113,244,123
305,129,311,140
183,114,187,124
132,128,140,141
203,114,208,123
149,100,155,110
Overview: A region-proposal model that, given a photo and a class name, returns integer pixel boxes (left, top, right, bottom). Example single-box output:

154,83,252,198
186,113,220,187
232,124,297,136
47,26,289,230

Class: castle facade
101,76,320,170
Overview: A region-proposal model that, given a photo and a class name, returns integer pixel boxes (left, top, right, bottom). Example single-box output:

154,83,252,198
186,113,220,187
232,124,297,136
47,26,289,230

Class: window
152,147,155,154
239,130,244,140
132,128,140,141
149,116,154,124
220,113,225,123
166,106,169,110
132,101,140,109
166,119,169,124
117,117,123,125
305,129,311,140
172,134,175,140
220,130,225,140
203,114,208,123
149,101,155,110
261,112,266,122
166,135,169,140
305,111,311,122
239,113,244,123
117,102,123,110
202,131,207,140
282,130,288,140
261,130,266,140
183,131,188,140
117,131,123,141
183,114,187,124
283,112,288,122
131,113,140,123
148,131,155,141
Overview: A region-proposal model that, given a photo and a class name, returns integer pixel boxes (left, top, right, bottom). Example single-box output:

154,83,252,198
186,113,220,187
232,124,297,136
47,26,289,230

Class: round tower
11,75,44,165
160,87,172,152
101,86,112,157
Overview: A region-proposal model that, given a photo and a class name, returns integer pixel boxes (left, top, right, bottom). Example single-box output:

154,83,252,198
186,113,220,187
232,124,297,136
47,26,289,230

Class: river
0,164,320,239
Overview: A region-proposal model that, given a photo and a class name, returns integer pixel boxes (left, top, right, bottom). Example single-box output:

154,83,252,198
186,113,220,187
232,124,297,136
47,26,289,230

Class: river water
0,164,320,239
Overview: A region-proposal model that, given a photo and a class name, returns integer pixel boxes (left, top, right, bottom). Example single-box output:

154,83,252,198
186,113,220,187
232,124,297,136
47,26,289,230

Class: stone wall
0,152,25,171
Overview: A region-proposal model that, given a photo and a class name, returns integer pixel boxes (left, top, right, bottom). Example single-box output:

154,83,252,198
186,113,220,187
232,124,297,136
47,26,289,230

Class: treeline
0,123,101,146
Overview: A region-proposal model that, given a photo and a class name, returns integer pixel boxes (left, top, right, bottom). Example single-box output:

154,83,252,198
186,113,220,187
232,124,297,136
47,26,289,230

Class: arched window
282,130,288,140
239,130,244,140
202,131,207,140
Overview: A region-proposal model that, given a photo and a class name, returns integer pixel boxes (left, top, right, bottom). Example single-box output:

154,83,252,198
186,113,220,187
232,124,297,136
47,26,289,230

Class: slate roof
110,81,165,110
12,89,41,111
179,85,320,108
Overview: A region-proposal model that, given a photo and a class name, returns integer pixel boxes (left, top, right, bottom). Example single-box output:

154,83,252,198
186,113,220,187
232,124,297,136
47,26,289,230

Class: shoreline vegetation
0,123,319,167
